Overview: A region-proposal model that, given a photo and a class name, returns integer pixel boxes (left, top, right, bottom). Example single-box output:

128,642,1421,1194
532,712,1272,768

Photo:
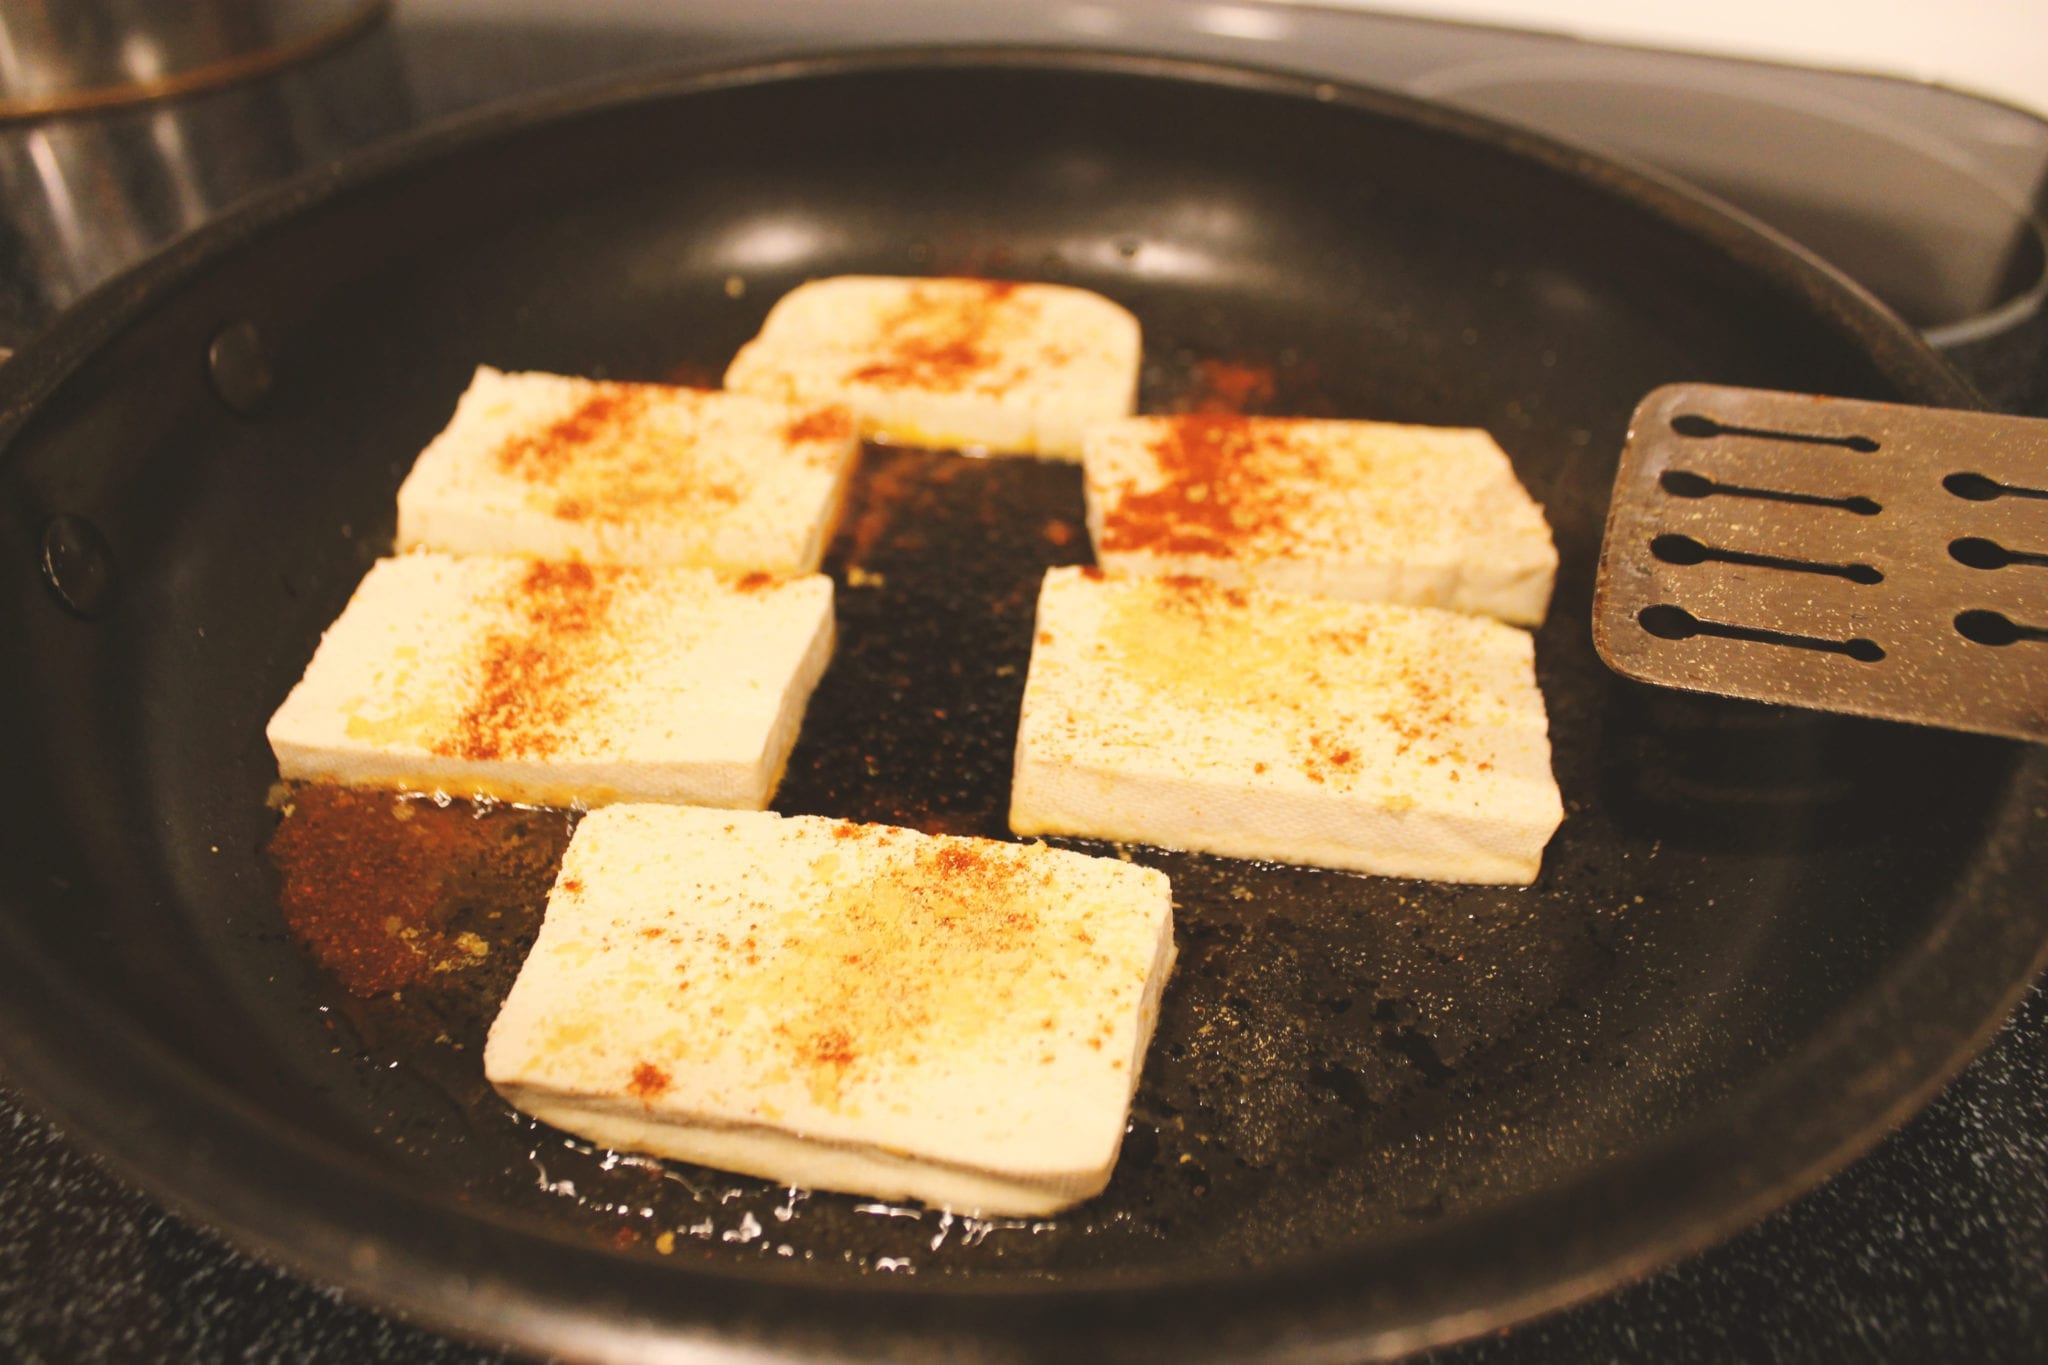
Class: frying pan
2,48,2043,1362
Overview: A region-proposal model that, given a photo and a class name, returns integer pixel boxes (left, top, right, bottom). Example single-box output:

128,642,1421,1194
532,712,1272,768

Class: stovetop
1,3,2042,1360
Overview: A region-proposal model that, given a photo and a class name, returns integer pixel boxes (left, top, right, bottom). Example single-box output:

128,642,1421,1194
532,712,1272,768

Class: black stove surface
1,4,2042,1361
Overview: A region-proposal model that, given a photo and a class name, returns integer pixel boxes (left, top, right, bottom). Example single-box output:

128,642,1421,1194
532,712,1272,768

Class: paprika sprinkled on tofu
628,1061,672,1103
1082,413,1558,625
846,279,1023,392
436,559,619,763
780,404,855,446
265,553,835,809
483,805,1175,1216
1099,415,1316,558
723,276,1141,459
396,366,858,573
493,382,654,484
1010,567,1563,884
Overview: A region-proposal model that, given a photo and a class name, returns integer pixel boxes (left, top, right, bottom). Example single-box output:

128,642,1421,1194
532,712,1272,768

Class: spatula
1592,383,2048,742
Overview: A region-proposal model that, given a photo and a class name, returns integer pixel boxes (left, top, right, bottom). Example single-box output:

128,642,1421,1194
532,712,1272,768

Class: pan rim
0,43,2038,1363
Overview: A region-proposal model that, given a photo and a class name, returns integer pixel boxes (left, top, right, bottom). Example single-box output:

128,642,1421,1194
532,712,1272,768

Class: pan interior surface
0,54,2039,1357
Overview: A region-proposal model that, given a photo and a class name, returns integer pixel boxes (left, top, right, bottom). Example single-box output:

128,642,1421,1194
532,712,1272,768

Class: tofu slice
1010,568,1563,884
266,553,833,809
723,276,1141,459
395,366,858,574
1083,415,1558,626
484,805,1176,1216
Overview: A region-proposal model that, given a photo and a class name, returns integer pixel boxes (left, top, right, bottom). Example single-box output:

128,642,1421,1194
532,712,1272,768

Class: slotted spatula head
1592,383,2048,742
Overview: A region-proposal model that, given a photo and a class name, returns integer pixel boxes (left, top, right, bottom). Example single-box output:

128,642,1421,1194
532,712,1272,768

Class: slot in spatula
1592,383,2048,742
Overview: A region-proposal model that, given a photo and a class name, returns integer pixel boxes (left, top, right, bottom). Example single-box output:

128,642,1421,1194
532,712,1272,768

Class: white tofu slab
484,805,1176,1216
266,553,833,809
723,276,1141,459
1083,414,1558,626
394,367,858,574
1010,568,1564,884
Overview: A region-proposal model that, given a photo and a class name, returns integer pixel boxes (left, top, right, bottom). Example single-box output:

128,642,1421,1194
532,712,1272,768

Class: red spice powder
850,335,988,390
432,559,617,763
913,842,1038,944
495,382,757,527
1370,672,1475,767
1155,574,1249,611
927,844,988,879
1186,358,1277,414
732,571,775,593
798,1025,859,1072
628,1061,672,1102
494,384,653,482
1302,730,1363,786
776,836,1049,1100
847,280,1022,393
1099,415,1327,559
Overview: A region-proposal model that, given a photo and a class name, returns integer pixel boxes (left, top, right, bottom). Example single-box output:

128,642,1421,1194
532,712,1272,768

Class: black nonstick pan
2,49,2043,1363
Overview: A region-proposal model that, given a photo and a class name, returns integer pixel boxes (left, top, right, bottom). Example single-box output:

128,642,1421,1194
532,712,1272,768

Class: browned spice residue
835,445,939,566
268,785,458,995
1101,415,1328,559
732,571,775,593
1184,358,1277,414
627,1061,672,1102
847,280,1024,393
433,559,619,763
266,783,571,997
